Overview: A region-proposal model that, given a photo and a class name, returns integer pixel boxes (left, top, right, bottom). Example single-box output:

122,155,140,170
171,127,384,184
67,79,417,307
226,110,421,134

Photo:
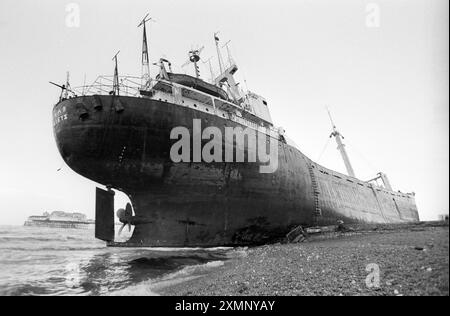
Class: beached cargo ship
51,16,419,246
24,212,94,229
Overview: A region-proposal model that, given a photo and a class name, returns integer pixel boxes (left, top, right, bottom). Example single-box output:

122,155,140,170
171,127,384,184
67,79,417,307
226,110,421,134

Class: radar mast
181,46,204,79
214,32,224,74
138,13,154,89
112,51,120,95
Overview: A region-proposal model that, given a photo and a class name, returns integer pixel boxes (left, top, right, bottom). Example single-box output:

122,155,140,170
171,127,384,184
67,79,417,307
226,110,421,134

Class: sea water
0,225,242,296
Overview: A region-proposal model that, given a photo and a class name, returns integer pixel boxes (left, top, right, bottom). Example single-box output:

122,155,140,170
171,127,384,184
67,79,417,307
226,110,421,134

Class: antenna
327,107,337,130
214,32,224,74
82,73,87,95
244,79,249,91
182,46,204,78
202,56,215,83
138,13,155,89
112,51,120,96
64,71,71,99
221,40,233,67
327,108,356,177
49,80,75,101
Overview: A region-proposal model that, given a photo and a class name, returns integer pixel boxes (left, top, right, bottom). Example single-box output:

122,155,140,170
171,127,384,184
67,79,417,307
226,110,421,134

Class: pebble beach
158,222,449,296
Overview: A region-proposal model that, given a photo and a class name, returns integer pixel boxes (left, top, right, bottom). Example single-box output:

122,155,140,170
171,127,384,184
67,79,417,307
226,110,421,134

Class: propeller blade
118,223,126,236
125,203,132,213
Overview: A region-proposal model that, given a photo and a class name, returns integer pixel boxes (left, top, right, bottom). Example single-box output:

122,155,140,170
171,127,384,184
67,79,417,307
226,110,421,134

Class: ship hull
53,95,419,246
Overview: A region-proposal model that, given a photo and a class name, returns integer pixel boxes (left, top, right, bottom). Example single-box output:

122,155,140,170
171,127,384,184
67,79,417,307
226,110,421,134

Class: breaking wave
109,260,226,296
0,225,246,296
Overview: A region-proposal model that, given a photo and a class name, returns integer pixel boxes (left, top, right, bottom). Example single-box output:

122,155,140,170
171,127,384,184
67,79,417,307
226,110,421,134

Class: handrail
71,75,281,137
72,75,144,97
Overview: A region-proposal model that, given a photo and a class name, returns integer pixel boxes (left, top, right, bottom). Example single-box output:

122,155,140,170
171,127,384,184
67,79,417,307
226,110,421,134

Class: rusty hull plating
53,95,419,247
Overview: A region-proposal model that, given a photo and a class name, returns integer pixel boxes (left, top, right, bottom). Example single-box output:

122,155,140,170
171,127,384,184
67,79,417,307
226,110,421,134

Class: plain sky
0,0,448,225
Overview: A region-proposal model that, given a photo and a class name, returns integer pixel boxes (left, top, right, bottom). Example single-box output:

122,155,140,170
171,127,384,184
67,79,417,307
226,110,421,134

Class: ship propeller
117,203,133,235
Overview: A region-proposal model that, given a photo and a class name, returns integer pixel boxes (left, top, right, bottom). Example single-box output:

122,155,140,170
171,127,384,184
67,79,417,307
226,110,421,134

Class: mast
202,57,215,83
212,34,242,102
222,40,233,67
64,71,71,99
190,48,203,78
327,109,356,177
138,14,153,89
182,47,204,79
367,172,393,191
214,32,224,74
112,51,120,95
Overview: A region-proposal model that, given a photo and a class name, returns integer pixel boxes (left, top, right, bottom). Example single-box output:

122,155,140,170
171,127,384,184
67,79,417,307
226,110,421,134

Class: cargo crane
327,108,356,178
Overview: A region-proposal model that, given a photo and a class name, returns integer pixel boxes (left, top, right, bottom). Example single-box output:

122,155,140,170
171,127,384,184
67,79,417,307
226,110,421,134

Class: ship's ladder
307,162,322,224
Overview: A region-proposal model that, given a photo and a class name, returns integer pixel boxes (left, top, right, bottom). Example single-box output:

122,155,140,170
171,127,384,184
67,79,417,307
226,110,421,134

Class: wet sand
158,222,449,296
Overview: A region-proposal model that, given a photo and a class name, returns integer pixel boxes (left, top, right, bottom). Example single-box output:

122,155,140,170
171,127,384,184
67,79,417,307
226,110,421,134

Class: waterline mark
170,119,278,173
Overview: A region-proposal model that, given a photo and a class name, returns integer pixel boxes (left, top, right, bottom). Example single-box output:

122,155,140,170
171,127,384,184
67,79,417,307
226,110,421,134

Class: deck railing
72,75,144,97
71,75,281,138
